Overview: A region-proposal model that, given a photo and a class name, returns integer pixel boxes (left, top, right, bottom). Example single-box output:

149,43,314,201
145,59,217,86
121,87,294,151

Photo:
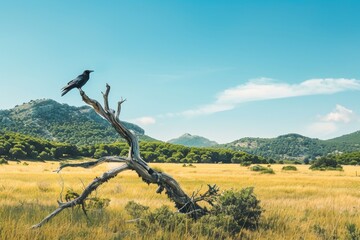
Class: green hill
0,99,157,145
221,133,360,160
0,131,265,165
167,133,218,147
326,131,360,144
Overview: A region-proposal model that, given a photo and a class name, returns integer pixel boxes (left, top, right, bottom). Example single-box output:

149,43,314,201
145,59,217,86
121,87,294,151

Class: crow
61,70,94,96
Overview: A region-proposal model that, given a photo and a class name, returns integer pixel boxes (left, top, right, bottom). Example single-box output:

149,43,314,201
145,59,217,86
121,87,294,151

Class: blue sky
1,1,360,143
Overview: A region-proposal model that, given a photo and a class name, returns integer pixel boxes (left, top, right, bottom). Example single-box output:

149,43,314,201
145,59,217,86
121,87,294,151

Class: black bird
61,70,94,96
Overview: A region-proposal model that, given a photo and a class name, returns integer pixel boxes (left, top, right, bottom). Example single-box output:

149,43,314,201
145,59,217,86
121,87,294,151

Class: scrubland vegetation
1,161,360,239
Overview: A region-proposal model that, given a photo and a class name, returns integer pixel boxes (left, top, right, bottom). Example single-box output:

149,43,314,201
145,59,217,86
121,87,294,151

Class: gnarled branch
33,84,216,228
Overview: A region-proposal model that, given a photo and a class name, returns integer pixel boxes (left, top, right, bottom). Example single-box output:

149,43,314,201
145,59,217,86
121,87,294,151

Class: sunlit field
1,161,360,239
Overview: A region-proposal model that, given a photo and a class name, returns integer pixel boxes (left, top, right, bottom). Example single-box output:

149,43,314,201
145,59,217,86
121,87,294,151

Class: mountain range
1,99,360,159
0,99,156,145
167,132,360,160
220,133,360,160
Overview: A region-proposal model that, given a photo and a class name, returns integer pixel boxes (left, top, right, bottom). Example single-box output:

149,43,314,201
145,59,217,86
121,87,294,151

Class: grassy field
1,161,360,239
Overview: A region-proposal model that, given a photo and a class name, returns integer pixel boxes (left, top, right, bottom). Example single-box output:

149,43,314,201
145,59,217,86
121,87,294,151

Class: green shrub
310,155,343,171
125,187,263,238
125,201,149,219
250,165,268,172
260,168,275,174
241,161,252,166
250,165,275,174
38,151,52,160
282,165,298,171
0,158,8,165
126,203,187,235
86,197,110,209
346,223,360,240
210,187,263,232
64,189,110,210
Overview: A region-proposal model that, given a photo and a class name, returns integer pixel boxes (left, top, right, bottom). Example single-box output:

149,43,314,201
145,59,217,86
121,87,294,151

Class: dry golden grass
1,161,360,239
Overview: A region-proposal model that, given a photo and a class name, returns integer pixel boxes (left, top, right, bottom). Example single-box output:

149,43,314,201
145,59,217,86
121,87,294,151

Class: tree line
3,131,360,165
0,131,266,164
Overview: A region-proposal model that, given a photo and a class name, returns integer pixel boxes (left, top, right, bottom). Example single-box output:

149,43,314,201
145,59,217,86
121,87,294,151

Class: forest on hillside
0,131,265,164
2,131,360,166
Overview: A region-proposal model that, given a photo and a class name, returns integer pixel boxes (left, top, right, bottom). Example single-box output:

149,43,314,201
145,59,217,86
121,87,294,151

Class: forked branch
33,84,217,228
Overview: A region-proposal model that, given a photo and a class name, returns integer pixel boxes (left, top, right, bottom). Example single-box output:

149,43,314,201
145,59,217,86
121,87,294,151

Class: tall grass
1,161,360,239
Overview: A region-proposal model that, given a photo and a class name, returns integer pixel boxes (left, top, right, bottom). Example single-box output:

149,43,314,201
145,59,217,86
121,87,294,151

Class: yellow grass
1,161,360,239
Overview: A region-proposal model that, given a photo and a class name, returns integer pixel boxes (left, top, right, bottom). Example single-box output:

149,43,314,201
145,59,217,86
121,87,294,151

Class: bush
211,187,263,232
64,189,110,210
260,168,275,174
250,165,268,172
346,223,360,240
282,165,298,171
86,197,110,209
38,151,52,160
125,201,149,219
310,155,343,171
0,158,8,165
125,202,187,234
250,165,275,174
125,187,263,238
241,161,252,166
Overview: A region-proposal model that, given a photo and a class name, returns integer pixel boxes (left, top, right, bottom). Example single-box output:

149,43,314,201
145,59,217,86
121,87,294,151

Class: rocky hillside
0,99,156,145
167,133,218,147
221,133,360,160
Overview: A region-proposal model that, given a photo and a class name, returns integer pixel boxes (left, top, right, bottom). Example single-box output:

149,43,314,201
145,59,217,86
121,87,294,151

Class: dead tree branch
33,84,217,228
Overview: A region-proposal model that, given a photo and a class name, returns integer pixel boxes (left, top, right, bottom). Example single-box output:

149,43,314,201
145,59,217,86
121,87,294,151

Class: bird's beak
89,70,94,72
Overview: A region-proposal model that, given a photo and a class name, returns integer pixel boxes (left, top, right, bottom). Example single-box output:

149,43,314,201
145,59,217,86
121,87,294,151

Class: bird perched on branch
61,70,94,96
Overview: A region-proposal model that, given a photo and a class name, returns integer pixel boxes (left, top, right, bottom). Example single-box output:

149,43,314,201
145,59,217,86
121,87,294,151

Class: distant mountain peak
167,133,218,147
182,133,192,137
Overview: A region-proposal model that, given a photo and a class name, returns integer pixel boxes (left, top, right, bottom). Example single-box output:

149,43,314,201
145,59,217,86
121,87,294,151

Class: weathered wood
33,85,215,228
32,164,129,228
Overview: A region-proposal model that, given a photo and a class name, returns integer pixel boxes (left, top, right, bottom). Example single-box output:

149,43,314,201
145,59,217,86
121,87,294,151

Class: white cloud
306,105,357,138
320,104,354,123
181,78,360,117
132,116,156,126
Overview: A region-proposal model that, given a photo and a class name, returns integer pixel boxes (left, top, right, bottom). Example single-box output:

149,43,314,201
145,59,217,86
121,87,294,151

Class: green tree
9,147,26,159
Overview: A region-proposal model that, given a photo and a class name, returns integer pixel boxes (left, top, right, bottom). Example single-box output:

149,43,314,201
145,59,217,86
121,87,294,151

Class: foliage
86,197,111,210
125,201,149,219
64,189,110,210
210,187,263,231
0,131,77,160
168,133,218,147
250,165,275,174
335,151,360,165
0,99,147,145
0,131,266,164
125,187,263,238
282,165,298,171
346,223,360,240
310,155,343,171
260,168,275,174
221,133,360,161
0,158,8,165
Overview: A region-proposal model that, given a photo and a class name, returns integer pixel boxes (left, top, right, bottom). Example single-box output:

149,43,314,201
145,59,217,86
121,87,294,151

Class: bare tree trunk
32,84,217,228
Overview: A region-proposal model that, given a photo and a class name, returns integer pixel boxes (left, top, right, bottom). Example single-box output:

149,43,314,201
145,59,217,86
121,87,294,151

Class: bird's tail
61,88,70,96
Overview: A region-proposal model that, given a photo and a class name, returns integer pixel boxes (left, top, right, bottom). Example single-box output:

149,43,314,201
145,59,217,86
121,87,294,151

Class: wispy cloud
307,104,357,136
320,104,355,123
131,116,156,126
181,78,360,117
